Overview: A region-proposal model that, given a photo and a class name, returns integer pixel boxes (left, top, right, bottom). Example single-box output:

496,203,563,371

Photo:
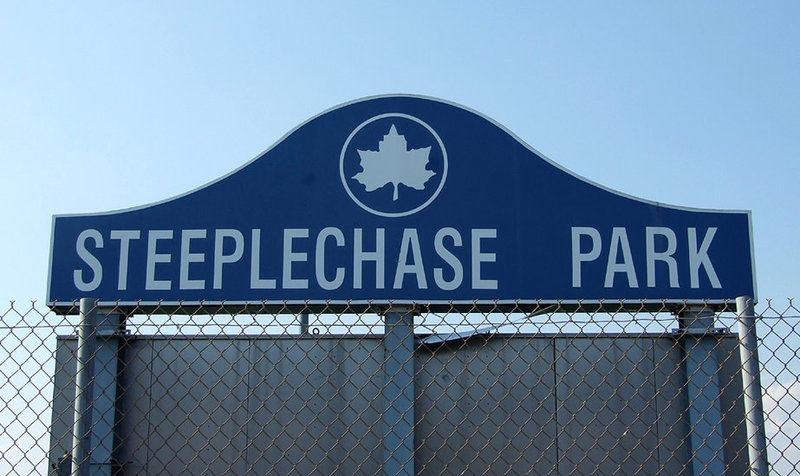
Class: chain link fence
0,300,798,475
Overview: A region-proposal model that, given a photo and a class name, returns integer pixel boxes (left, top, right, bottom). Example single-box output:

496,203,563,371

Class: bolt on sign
47,96,756,313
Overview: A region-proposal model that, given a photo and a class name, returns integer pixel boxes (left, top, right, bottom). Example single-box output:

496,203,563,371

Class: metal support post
72,298,98,476
736,296,769,476
71,298,122,476
382,306,415,476
90,310,121,476
300,312,309,335
679,305,726,475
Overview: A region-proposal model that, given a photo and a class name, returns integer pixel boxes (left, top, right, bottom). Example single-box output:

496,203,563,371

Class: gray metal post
72,298,98,476
90,311,121,476
71,298,122,476
736,296,769,476
300,312,309,335
679,306,726,475
382,307,415,476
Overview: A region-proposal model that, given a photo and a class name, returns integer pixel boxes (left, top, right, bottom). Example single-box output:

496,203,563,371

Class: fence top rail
47,298,740,316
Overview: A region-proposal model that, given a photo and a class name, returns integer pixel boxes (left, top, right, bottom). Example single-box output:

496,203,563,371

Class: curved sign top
47,95,756,312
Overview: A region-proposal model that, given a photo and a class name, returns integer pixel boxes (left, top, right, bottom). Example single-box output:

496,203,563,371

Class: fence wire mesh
0,300,798,475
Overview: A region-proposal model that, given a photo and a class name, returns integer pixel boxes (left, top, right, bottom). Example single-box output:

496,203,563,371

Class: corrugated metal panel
246,338,384,473
415,337,558,474
115,338,153,474
145,339,251,474
652,337,691,475
555,337,662,474
48,338,77,468
50,334,747,475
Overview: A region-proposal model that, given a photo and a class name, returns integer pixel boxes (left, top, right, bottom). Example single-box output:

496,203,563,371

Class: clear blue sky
1,2,798,305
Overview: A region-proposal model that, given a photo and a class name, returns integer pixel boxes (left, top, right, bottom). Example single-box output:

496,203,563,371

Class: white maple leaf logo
352,125,436,201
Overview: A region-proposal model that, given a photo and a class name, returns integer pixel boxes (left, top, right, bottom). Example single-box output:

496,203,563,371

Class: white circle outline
340,113,448,218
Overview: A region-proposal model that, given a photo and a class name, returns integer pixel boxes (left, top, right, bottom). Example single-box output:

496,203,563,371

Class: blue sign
47,95,756,312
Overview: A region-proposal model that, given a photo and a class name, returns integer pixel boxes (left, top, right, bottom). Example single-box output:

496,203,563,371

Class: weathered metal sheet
50,334,748,474
246,338,385,473
415,337,558,474
145,339,251,474
48,338,77,467
555,337,671,474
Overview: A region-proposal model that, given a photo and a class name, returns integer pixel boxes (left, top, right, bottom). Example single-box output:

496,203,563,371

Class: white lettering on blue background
471,229,497,290
213,229,244,289
146,230,172,291
315,227,345,291
353,228,385,290
394,229,426,289
250,229,277,289
605,227,638,288
71,227,499,294
571,226,722,290
689,227,721,289
180,229,206,290
433,227,463,291
110,230,140,291
571,227,602,287
646,227,678,288
74,229,103,292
